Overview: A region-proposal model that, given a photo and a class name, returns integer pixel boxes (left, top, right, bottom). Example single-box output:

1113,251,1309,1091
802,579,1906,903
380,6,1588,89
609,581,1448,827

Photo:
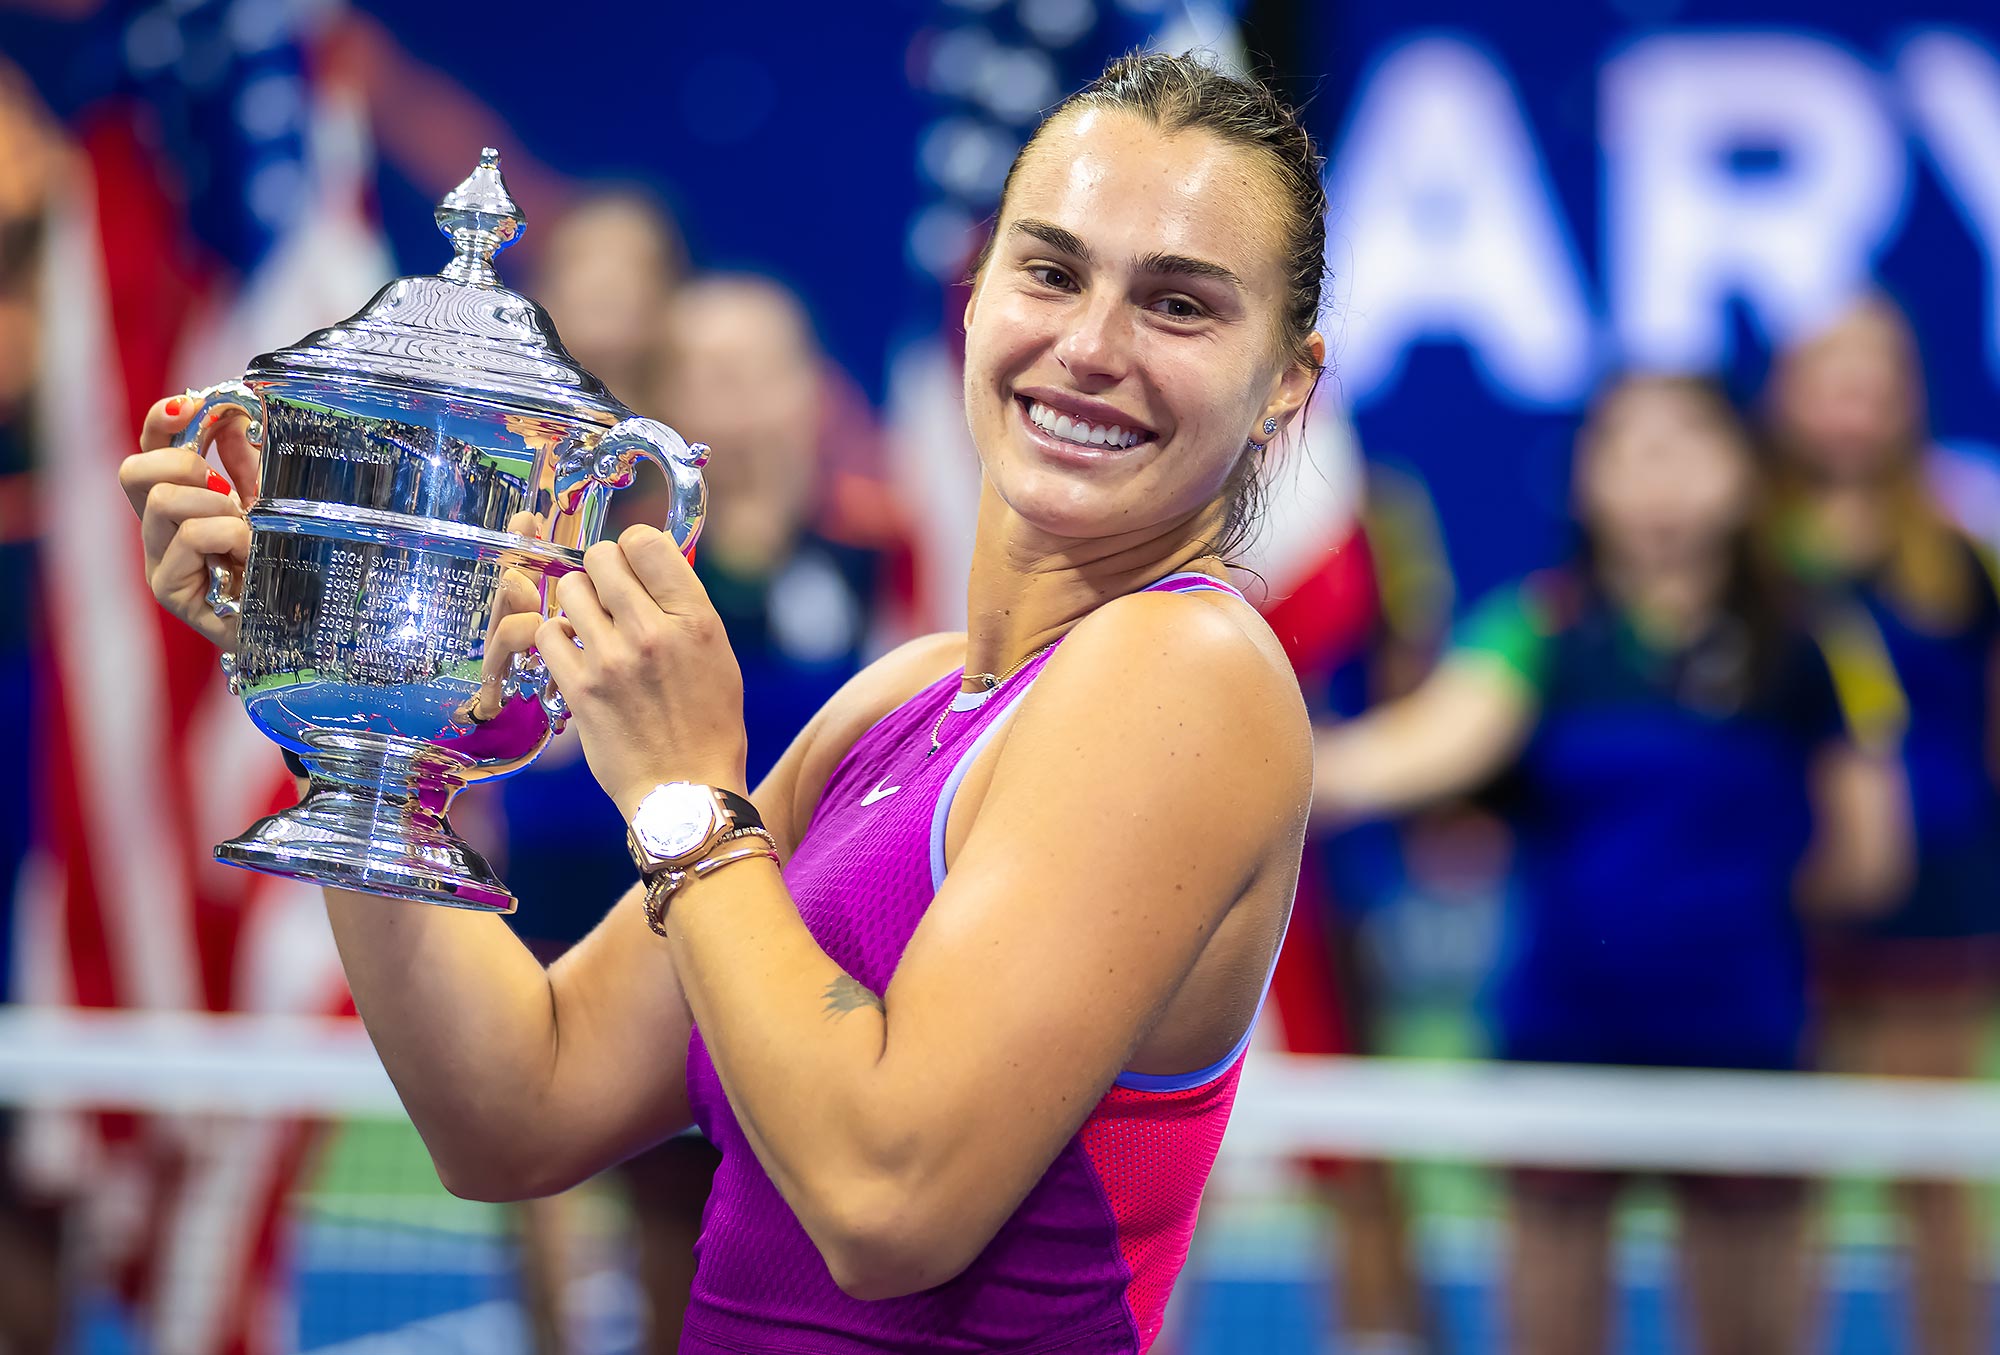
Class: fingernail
166,396,188,416
206,470,231,495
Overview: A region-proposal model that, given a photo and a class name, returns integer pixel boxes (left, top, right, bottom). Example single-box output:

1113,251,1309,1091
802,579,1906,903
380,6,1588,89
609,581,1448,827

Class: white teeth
1026,401,1144,450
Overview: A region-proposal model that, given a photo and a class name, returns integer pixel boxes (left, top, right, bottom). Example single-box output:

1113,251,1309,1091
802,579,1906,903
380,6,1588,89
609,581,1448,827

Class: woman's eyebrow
1010,218,1091,260
1008,218,1243,290
1134,250,1242,289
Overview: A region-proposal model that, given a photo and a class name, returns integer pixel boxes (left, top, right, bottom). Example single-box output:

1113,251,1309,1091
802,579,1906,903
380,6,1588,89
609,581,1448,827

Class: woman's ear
1263,329,1326,431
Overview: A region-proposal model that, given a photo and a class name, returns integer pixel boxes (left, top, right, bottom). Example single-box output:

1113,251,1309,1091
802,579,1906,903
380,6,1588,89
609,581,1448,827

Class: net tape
4,1009,1996,1176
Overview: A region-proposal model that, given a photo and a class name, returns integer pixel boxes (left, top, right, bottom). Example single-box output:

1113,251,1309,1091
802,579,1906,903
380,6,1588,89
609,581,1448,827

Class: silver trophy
178,149,706,912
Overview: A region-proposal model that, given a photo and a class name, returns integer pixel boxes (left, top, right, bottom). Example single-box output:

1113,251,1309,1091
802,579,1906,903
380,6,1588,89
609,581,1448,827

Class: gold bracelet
641,840,781,936
688,844,781,880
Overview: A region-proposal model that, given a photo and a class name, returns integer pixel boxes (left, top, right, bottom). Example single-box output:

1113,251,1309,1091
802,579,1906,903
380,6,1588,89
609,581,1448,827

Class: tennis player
121,53,1320,1353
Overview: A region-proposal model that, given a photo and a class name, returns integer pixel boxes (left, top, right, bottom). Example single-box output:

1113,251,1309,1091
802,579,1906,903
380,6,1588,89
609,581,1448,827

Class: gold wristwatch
626,783,775,932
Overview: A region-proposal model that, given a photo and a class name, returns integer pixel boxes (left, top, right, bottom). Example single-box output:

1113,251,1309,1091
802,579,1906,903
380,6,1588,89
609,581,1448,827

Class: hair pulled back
975,51,1329,558
982,50,1328,372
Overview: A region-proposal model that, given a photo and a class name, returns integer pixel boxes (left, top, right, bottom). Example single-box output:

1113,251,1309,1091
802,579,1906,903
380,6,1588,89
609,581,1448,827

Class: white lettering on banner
1327,30,2000,408
1900,31,2000,383
1328,37,1593,409
1603,34,1907,370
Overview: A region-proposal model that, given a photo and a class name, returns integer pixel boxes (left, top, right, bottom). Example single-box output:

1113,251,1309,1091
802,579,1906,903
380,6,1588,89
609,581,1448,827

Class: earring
1263,417,1278,436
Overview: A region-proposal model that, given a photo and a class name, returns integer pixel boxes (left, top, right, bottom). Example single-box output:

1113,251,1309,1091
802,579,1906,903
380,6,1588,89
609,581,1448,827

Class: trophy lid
247,149,627,425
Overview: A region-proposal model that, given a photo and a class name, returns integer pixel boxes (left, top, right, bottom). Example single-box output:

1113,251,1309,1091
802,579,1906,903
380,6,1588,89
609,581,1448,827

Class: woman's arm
654,593,1310,1300
321,880,683,1200
331,633,962,1201
1796,741,1912,919
1311,651,1537,827
117,392,958,1205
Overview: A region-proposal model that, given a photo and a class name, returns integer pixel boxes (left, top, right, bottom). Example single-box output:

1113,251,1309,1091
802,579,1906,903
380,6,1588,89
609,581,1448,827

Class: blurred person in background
493,217,899,1348
1313,373,1909,1355
1766,296,2000,1355
495,186,687,1355
656,274,894,778
532,189,687,413
0,56,56,1355
601,279,899,1344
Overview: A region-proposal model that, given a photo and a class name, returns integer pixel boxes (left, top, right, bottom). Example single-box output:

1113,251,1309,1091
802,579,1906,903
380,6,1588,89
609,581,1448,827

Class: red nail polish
206,470,232,496
166,396,186,417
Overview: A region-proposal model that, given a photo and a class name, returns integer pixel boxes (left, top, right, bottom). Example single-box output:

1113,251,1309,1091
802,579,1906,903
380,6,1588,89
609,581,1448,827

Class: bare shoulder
1084,580,1297,676
1001,583,1312,833
1061,582,1306,734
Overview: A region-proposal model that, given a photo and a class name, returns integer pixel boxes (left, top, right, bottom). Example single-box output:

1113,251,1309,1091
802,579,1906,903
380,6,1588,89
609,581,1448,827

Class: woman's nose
1056,296,1132,385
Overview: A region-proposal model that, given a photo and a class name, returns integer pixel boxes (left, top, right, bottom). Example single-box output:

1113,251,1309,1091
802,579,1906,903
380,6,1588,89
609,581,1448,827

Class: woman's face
1771,304,1917,483
1579,383,1754,573
961,109,1317,547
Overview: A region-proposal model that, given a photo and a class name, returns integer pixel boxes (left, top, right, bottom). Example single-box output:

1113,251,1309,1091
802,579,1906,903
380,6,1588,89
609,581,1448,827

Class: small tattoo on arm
822,975,885,1020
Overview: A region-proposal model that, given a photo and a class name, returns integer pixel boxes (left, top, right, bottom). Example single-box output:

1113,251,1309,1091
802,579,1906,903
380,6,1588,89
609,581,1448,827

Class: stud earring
1264,417,1279,436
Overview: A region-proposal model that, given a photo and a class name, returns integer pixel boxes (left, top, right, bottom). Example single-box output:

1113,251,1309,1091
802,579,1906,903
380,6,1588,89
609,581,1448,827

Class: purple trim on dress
930,677,1041,891
1114,920,1285,1093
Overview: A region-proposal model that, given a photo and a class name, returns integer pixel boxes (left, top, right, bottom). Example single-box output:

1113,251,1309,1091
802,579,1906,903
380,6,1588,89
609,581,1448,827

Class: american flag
18,3,390,1351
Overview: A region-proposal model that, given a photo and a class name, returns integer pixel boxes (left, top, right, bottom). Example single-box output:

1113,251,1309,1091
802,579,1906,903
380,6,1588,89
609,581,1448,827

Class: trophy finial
436,147,524,285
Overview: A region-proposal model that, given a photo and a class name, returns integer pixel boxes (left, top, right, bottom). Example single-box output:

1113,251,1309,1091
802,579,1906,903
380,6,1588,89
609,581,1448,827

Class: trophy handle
168,381,268,620
526,418,708,730
504,649,570,733
575,416,710,554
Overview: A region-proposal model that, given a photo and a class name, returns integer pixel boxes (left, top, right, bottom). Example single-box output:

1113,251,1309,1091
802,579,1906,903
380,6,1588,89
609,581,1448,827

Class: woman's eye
1154,296,1206,321
1027,265,1076,291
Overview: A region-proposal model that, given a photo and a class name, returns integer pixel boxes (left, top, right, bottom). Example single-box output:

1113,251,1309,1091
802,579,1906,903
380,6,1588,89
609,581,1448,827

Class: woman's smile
1011,392,1157,469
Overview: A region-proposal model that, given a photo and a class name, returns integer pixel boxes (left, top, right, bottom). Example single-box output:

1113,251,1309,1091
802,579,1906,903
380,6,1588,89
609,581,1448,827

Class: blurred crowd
1,35,1999,1355
1300,304,2000,1355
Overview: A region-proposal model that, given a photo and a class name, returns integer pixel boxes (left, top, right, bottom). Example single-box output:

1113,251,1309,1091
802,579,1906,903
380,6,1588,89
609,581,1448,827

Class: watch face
634,783,719,862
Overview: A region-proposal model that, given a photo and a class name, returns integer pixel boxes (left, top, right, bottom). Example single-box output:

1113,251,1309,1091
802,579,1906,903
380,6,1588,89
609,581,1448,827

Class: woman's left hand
536,523,748,818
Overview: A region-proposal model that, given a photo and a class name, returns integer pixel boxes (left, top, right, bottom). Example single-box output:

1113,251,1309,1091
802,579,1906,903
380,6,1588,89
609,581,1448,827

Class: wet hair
974,51,1329,559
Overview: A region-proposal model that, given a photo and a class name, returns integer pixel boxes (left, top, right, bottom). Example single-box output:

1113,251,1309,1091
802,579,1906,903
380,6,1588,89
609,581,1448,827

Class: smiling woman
121,49,1326,1355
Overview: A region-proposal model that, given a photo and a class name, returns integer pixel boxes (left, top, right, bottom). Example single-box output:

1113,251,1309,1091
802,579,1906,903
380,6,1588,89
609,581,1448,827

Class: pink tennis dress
680,572,1269,1354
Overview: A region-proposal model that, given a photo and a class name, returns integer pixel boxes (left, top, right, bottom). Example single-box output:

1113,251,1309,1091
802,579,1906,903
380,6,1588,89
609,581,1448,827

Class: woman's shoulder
972,583,1312,857
1076,574,1296,670
1039,580,1311,762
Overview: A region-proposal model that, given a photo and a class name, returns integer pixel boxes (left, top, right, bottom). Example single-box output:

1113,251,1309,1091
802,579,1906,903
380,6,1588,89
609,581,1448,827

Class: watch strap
713,787,762,831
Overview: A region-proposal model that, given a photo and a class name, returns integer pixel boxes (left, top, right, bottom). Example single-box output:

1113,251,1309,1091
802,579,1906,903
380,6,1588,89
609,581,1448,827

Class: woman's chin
990,470,1133,542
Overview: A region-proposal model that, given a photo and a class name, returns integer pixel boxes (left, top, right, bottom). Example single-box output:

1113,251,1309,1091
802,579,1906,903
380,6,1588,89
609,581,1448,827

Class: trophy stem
215,732,515,912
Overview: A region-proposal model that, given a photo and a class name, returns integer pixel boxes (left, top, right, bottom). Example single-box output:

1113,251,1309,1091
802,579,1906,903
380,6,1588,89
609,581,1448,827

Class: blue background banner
1298,2,2000,601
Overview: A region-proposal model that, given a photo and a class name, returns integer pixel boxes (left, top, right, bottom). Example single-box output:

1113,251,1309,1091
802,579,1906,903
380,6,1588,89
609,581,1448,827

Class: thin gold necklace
927,641,1055,756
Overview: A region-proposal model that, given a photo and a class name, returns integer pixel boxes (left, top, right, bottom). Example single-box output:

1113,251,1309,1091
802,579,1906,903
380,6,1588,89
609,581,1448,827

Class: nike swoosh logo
861,778,901,806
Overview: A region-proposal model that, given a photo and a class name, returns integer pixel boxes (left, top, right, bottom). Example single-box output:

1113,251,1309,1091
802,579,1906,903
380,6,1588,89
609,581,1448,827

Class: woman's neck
1598,551,1728,647
960,486,1224,684
1795,481,1893,571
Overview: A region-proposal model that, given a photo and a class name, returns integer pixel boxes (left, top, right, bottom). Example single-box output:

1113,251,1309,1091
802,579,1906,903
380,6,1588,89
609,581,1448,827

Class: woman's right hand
116,394,262,651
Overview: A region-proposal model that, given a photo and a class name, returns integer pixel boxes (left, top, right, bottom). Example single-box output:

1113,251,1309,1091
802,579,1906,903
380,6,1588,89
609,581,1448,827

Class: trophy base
215,734,515,912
